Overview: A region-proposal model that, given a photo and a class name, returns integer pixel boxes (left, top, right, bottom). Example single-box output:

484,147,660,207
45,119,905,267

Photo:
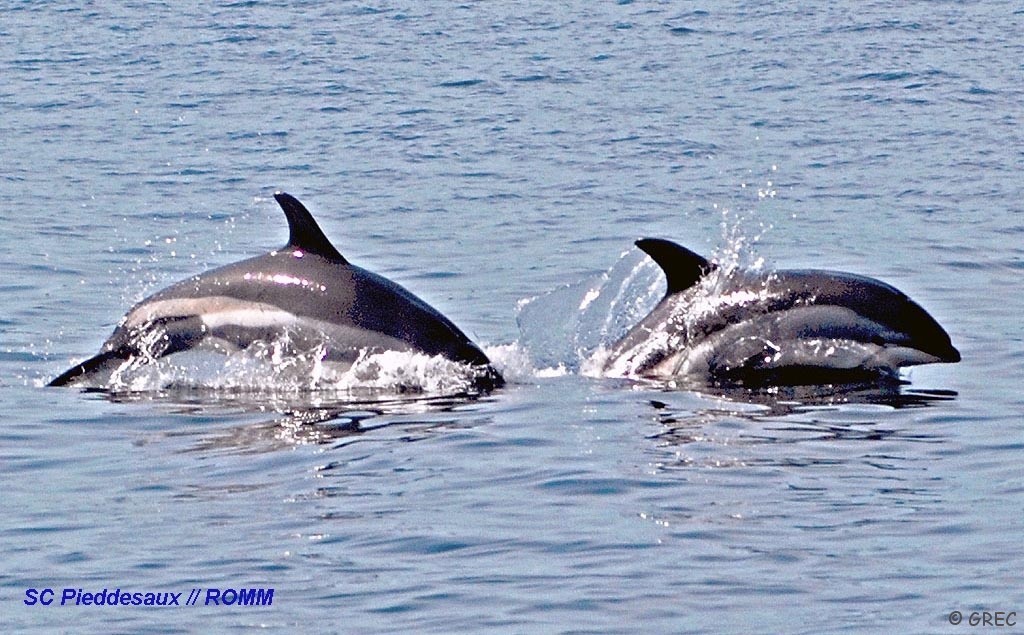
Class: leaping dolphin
600,238,960,385
49,192,502,390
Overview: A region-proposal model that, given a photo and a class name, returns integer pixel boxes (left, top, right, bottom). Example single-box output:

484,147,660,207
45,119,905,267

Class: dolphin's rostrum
49,192,502,390
601,238,960,385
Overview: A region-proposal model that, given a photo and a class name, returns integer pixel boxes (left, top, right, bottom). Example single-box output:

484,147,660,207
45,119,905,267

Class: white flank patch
124,296,296,329
200,307,298,330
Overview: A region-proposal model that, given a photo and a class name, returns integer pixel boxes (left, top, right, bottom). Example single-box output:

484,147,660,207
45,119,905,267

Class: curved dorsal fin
274,191,347,262
636,238,715,296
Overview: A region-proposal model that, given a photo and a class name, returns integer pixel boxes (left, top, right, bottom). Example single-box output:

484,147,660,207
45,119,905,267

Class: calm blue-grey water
3,2,1023,633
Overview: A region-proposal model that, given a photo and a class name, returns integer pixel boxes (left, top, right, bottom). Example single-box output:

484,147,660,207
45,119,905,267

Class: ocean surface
3,2,1023,633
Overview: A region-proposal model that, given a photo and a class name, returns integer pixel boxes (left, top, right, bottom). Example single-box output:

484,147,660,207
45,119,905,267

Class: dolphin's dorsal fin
636,238,715,296
274,192,347,262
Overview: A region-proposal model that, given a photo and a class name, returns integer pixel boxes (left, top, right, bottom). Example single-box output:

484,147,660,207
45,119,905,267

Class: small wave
485,342,570,382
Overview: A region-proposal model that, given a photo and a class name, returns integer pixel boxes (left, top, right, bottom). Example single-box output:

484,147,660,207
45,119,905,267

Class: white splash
486,342,569,381
94,339,494,396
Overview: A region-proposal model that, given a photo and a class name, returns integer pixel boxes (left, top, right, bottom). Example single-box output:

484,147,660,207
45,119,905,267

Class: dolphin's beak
940,344,961,364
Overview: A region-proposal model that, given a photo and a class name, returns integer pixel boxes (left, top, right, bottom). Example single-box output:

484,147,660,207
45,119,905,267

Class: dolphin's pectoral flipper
636,238,716,296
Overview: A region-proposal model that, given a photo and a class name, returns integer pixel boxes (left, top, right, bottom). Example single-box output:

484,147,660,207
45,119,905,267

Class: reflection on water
645,381,957,455
692,381,956,414
87,371,957,458
93,386,493,454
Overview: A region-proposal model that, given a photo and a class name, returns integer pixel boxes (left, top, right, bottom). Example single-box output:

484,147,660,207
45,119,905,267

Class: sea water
2,2,1023,633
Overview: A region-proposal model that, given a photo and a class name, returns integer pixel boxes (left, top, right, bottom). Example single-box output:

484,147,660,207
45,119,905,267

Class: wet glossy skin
602,238,960,384
49,193,497,387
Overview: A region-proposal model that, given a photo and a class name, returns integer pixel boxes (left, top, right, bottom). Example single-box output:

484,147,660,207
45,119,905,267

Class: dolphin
49,192,502,390
600,238,960,385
